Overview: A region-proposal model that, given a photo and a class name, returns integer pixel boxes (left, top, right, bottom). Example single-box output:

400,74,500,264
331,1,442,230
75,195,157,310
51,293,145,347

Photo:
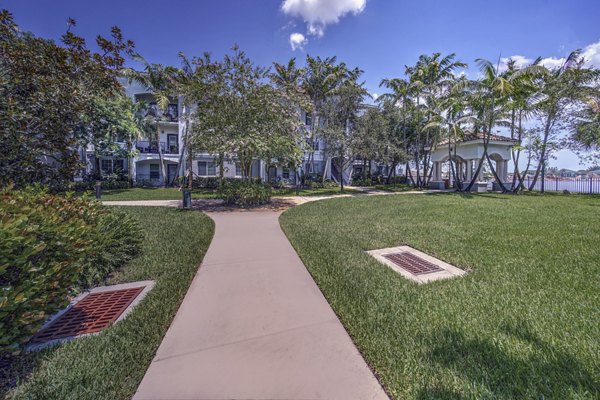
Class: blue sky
5,0,600,169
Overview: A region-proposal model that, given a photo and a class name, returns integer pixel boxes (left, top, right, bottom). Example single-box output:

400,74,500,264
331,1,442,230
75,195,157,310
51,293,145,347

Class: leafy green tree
77,94,138,184
0,10,133,188
189,46,304,182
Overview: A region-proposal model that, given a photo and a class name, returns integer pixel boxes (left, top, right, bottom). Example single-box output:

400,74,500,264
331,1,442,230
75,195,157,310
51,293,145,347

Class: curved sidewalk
133,210,388,400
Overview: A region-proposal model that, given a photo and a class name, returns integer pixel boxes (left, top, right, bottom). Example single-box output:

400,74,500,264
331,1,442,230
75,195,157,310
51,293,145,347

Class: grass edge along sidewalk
279,192,600,399
3,207,214,400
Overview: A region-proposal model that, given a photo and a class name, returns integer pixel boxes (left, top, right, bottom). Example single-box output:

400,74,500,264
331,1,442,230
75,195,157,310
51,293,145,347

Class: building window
149,164,160,179
114,159,124,172
101,159,125,174
309,161,323,174
101,159,112,174
282,167,290,179
235,163,242,176
198,161,216,176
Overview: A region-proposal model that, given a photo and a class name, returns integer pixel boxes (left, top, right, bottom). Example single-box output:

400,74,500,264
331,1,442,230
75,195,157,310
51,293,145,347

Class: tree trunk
529,113,553,191
386,163,397,184
156,123,167,187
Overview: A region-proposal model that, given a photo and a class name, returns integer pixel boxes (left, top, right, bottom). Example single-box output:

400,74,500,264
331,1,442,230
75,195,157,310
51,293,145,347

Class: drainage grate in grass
383,252,444,275
30,286,145,345
367,246,466,284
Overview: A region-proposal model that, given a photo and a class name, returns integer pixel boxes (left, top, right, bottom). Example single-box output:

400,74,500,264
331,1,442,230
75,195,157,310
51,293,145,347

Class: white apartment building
85,80,396,186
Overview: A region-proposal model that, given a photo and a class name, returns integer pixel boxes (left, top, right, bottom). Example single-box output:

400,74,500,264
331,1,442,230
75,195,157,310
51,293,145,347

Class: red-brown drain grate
30,287,144,344
383,252,444,275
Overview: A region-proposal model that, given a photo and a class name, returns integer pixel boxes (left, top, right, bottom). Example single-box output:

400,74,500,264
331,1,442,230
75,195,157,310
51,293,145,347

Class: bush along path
2,206,214,400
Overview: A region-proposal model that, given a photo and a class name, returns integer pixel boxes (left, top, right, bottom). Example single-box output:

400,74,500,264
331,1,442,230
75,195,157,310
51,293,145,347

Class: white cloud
370,92,378,100
281,0,366,37
289,32,308,51
500,39,600,72
581,40,600,67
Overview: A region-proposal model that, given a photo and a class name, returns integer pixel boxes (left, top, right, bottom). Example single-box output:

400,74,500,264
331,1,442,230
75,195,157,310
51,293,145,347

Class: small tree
189,46,304,185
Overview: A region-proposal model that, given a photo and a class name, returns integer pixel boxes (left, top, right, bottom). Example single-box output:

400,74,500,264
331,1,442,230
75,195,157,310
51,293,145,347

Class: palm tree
122,55,177,187
500,58,541,191
301,56,348,181
379,78,416,185
405,53,467,188
571,96,600,156
526,50,600,191
461,58,513,191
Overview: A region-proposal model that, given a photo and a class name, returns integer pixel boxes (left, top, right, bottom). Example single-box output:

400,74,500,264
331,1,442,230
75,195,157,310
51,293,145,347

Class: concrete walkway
133,211,388,400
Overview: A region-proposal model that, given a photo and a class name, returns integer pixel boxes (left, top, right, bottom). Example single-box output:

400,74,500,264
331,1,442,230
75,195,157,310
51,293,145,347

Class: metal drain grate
30,287,144,344
383,252,444,275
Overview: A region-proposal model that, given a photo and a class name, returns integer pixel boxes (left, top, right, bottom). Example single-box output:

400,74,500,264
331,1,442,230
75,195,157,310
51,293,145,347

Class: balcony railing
136,141,179,155
139,103,178,122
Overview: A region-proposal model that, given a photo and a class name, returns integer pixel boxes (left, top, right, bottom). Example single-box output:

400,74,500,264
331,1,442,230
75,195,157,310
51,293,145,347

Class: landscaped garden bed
1,206,214,399
280,192,600,399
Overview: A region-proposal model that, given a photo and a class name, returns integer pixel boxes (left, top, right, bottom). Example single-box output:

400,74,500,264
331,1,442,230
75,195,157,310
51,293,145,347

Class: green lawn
372,183,414,192
280,193,600,399
3,207,214,400
95,186,361,201
272,186,362,197
96,187,218,201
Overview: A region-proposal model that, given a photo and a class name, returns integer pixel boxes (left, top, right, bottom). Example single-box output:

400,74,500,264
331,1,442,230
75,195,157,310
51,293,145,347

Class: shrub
191,176,247,189
217,180,272,207
0,187,141,352
304,175,337,189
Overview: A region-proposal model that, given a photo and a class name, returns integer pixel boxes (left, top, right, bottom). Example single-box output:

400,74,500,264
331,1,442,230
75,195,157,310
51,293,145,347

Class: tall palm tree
379,78,416,185
301,56,347,179
405,53,467,188
122,55,177,187
461,58,513,191
525,50,599,191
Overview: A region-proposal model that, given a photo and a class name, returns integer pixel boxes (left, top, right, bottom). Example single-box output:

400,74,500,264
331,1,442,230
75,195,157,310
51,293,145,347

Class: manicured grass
280,193,600,399
272,186,362,197
96,187,218,201
94,186,361,201
372,183,414,192
3,207,214,400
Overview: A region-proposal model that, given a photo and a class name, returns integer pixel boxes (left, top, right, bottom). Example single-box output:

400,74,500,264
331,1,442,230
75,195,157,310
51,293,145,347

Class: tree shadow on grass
419,320,599,399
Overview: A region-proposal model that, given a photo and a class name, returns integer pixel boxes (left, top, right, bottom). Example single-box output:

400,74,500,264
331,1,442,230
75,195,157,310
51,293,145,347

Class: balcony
138,102,179,123
136,141,179,155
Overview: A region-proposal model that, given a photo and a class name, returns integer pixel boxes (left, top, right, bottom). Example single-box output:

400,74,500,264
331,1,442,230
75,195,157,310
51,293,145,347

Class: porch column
496,160,503,181
458,161,464,180
466,159,473,181
503,160,509,182
432,161,439,180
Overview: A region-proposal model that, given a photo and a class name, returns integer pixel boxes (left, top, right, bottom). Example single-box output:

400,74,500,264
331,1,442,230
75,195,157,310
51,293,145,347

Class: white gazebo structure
429,133,519,192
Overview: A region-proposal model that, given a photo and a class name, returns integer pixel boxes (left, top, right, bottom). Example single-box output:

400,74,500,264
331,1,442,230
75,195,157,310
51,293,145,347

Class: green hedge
217,180,272,207
0,187,141,353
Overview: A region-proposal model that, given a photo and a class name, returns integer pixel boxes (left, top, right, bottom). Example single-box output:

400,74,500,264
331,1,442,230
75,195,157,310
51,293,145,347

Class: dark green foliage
192,176,244,189
0,10,134,188
281,193,600,399
217,180,272,207
303,175,338,189
0,188,141,353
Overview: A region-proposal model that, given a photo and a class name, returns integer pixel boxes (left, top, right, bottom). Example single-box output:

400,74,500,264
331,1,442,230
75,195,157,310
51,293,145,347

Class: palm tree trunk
529,113,553,191
156,123,167,187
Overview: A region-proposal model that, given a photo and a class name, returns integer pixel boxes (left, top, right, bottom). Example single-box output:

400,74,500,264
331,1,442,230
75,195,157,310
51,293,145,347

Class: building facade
85,80,399,186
